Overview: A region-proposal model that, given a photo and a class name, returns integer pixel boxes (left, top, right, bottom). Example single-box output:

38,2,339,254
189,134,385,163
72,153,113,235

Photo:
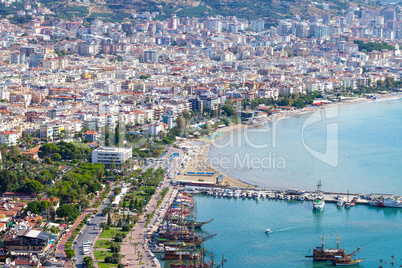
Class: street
74,195,110,268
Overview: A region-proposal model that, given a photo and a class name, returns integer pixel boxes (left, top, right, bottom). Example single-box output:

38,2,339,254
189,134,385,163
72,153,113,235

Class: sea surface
160,99,402,268
207,98,402,195
194,195,402,268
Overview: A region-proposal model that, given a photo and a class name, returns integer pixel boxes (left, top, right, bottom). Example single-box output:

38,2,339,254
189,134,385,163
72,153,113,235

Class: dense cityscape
0,0,402,267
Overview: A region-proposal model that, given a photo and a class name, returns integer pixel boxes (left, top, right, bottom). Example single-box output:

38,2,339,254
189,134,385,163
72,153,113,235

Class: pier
177,183,401,207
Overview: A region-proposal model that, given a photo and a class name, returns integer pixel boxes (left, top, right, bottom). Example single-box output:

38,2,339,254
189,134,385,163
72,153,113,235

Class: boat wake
274,227,295,232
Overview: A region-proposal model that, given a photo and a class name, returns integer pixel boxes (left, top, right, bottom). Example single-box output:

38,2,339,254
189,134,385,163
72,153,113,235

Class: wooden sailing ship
306,234,361,263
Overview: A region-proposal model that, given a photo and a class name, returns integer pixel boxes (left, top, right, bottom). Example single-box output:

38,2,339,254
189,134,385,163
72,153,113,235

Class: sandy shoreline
176,93,402,189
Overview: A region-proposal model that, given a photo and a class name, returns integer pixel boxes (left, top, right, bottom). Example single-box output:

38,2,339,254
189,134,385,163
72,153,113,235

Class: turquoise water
208,98,402,195
195,195,402,268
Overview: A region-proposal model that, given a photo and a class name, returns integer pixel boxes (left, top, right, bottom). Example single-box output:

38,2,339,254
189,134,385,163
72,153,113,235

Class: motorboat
313,195,325,210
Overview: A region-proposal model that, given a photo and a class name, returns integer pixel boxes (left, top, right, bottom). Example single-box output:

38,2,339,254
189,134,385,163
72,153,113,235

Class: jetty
175,182,401,208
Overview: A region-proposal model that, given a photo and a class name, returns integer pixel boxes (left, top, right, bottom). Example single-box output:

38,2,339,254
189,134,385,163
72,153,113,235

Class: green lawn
95,239,112,249
94,250,113,261
98,263,117,268
99,228,128,239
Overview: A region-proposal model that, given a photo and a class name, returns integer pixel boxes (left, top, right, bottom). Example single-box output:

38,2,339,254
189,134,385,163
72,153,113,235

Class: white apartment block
148,123,164,135
0,130,20,145
92,147,132,165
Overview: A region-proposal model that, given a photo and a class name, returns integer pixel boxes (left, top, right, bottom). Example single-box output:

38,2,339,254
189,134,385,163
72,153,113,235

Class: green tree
105,126,110,146
107,212,112,225
115,122,120,146
52,153,62,162
385,76,394,88
65,249,75,260
38,143,59,159
50,206,56,221
0,169,18,194
21,180,43,194
57,204,74,219
44,157,53,165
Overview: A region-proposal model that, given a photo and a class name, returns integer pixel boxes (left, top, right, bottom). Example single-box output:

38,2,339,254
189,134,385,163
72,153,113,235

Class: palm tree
100,222,106,232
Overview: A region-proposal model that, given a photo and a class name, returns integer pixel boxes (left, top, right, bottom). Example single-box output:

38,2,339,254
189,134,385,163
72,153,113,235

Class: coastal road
120,147,183,267
73,195,111,268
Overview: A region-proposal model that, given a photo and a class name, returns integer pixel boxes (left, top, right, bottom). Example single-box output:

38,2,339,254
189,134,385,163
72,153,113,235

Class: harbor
177,183,402,208
141,181,401,268
191,193,402,268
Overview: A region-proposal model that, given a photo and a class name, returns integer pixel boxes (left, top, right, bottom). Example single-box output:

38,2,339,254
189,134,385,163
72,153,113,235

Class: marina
144,185,402,268
191,194,402,268
179,184,402,209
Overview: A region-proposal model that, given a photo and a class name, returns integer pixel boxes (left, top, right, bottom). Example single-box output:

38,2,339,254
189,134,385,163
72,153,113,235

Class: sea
194,195,402,268
200,98,402,267
207,97,402,195
160,98,402,268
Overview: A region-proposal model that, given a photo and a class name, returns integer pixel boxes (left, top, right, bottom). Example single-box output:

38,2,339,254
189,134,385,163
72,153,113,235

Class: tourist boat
313,195,325,210
306,234,361,263
336,199,344,207
333,255,363,266
149,244,165,253
162,247,198,260
368,199,380,206
171,264,210,268
171,218,213,229
383,195,402,208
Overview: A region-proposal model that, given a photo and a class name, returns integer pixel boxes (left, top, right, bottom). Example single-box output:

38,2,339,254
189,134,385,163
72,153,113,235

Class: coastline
175,124,253,188
200,93,402,190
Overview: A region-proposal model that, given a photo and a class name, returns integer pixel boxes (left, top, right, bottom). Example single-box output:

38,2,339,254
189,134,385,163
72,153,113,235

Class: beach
175,124,252,188
176,93,402,190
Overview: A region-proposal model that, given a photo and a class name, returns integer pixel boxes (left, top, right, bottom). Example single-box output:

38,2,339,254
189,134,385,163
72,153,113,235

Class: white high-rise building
92,147,132,165
251,19,264,32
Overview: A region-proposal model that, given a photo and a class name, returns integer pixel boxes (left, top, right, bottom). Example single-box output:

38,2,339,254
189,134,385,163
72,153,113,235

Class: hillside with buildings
23,0,355,22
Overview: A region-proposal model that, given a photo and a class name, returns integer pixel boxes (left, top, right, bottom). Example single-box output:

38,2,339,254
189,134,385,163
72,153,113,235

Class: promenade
120,182,177,267
120,147,183,267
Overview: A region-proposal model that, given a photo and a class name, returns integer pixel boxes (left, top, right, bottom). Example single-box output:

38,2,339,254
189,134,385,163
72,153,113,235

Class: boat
253,191,261,199
336,199,344,207
306,234,361,263
313,180,325,210
265,229,272,234
383,195,402,208
162,247,199,260
228,190,233,198
149,244,165,253
234,190,240,198
333,255,363,266
344,190,353,208
313,195,325,210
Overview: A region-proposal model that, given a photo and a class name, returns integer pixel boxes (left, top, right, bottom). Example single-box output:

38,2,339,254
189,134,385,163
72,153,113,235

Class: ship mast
316,179,323,195
337,233,339,249
321,233,324,249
